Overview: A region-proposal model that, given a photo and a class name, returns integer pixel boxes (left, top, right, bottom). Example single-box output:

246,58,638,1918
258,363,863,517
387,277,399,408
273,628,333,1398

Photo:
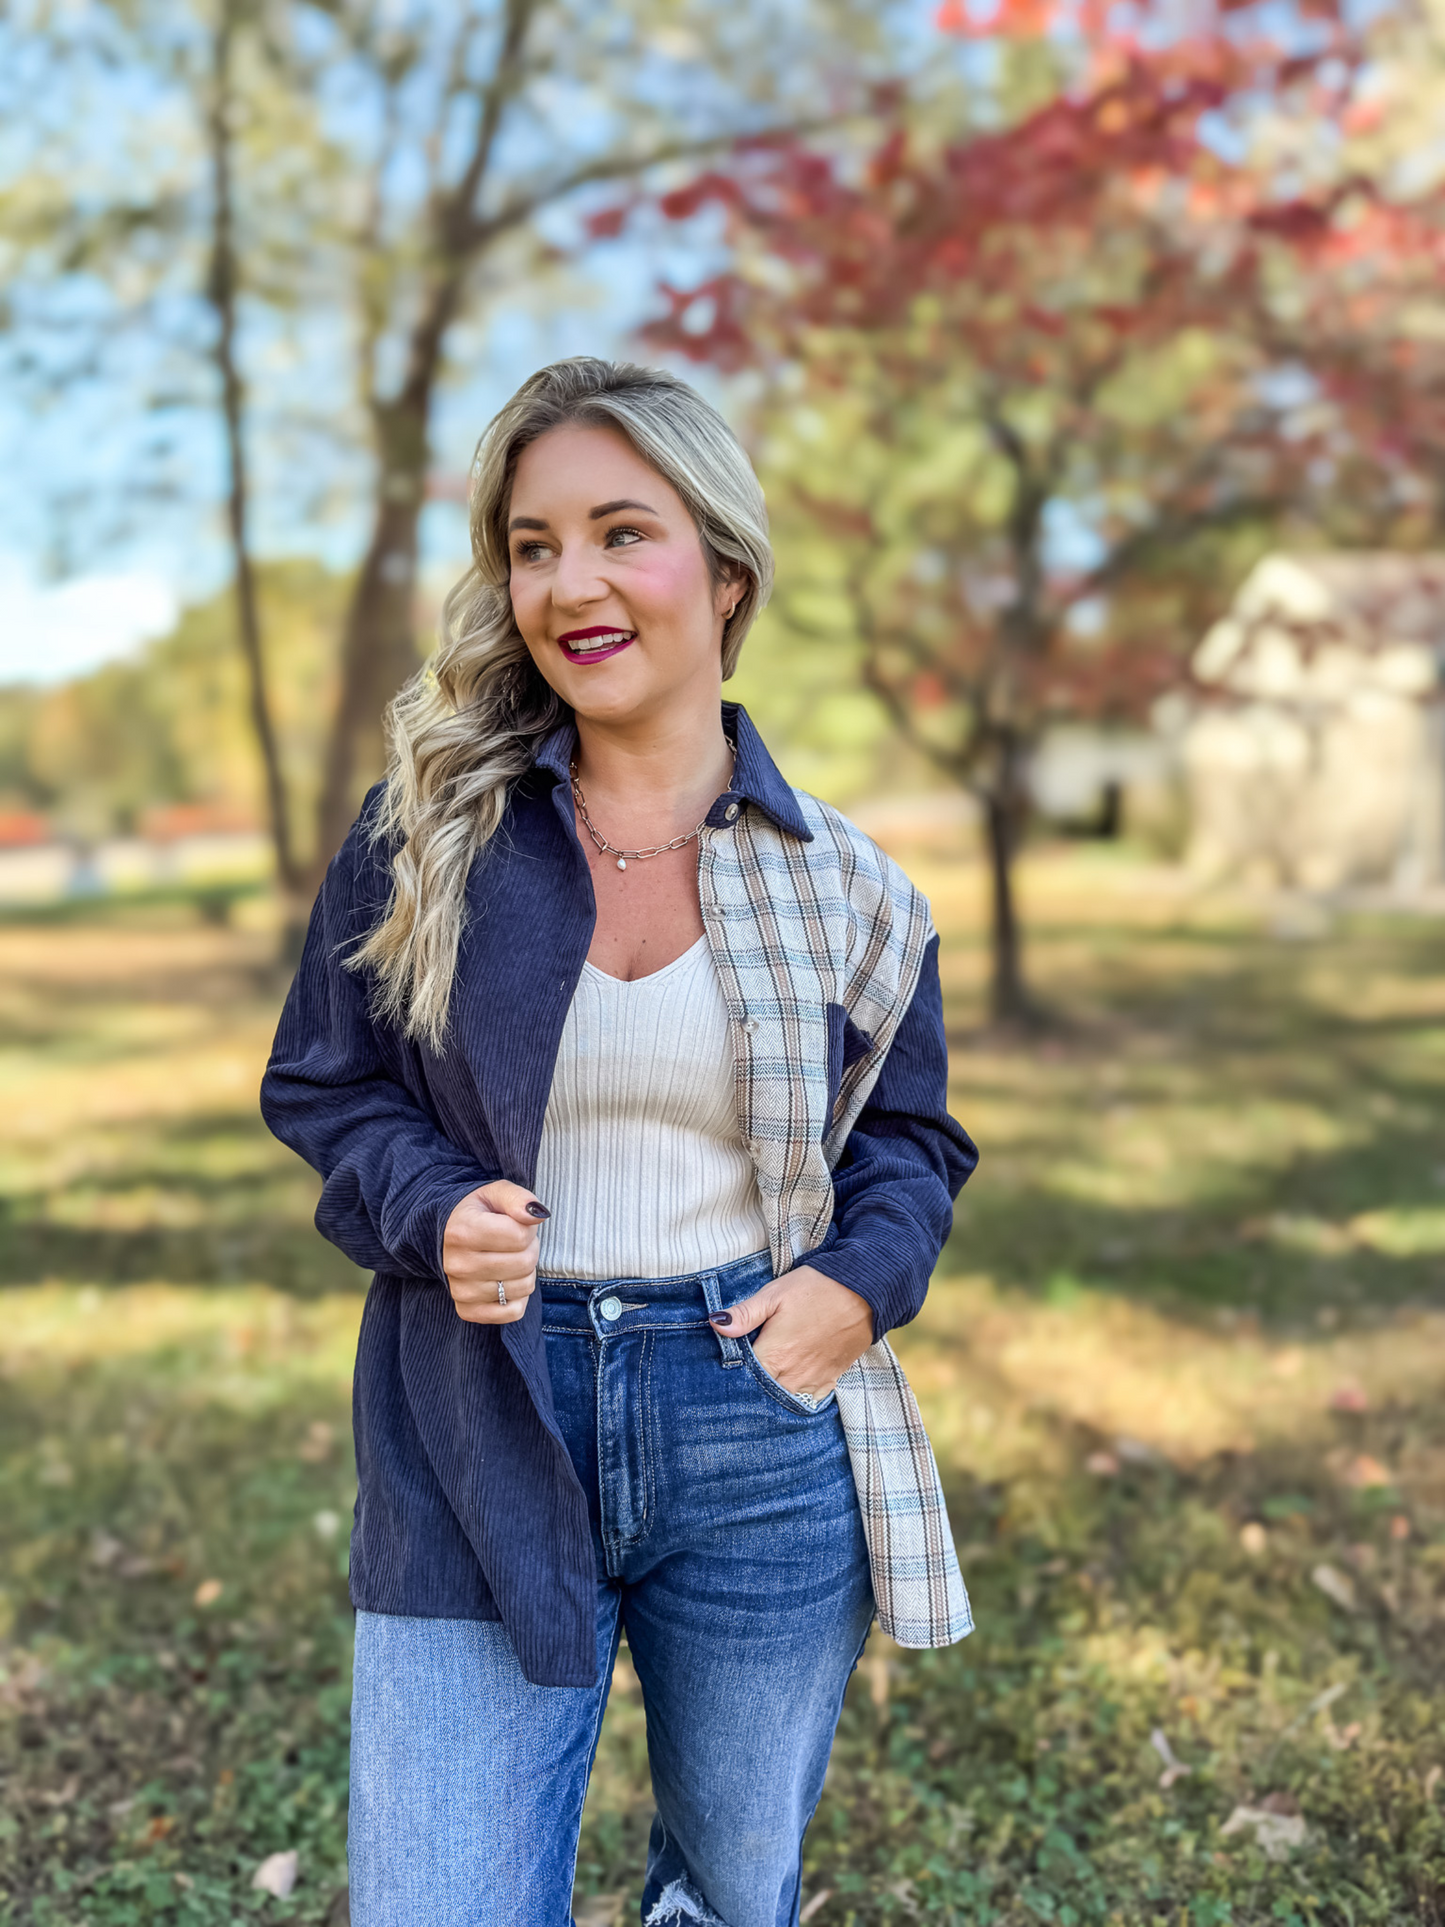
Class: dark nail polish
526,1202,551,1220
709,1312,733,1327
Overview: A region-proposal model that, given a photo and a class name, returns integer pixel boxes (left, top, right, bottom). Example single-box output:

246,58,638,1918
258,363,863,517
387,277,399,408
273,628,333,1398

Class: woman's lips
557,627,636,664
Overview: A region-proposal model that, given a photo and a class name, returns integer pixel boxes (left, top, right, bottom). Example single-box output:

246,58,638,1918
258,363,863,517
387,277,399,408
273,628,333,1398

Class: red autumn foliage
607,1,1443,1016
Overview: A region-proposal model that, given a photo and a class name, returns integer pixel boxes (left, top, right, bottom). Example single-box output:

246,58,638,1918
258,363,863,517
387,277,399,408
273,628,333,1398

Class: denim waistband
538,1248,772,1338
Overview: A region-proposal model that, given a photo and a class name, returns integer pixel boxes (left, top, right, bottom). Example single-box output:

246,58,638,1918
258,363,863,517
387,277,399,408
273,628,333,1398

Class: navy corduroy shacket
260,704,976,1686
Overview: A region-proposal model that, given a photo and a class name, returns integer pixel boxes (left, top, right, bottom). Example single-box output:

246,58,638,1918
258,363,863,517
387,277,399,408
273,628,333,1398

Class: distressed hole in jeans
642,1875,730,1926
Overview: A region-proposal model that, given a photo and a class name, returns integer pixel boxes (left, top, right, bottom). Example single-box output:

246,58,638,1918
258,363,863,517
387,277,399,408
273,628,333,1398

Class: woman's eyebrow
589,498,658,519
508,515,548,532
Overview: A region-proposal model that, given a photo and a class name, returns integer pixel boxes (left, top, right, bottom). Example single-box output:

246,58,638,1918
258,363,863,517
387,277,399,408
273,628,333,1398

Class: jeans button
598,1296,624,1322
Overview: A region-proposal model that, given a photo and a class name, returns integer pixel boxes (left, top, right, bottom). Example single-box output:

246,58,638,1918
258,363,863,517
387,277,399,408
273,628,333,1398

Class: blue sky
5,0,1352,689
0,0,962,687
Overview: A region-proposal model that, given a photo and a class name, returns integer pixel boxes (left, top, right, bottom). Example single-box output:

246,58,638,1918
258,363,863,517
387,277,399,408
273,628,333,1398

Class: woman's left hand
710,1265,874,1403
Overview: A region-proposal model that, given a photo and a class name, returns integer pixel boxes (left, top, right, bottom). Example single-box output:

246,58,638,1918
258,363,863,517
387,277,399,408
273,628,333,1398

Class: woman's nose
551,541,608,611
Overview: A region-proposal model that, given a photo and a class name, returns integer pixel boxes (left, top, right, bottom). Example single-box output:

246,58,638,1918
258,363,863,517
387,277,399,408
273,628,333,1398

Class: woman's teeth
569,631,632,652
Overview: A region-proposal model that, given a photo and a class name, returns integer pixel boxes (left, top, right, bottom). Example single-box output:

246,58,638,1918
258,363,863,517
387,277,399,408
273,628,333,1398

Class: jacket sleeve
804,935,978,1338
259,801,497,1282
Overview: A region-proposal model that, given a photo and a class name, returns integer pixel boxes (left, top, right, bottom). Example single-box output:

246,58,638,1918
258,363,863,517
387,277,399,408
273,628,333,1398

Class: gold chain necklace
569,745,737,873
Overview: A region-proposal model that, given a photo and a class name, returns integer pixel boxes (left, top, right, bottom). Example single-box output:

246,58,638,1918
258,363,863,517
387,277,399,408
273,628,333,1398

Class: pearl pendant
616,857,627,871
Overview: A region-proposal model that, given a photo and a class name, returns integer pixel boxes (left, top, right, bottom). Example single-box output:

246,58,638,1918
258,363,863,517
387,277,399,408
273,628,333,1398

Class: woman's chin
564,662,683,725
565,676,652,725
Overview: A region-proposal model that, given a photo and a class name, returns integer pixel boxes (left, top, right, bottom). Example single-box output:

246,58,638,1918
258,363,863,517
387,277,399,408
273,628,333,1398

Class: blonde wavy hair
348,356,774,1049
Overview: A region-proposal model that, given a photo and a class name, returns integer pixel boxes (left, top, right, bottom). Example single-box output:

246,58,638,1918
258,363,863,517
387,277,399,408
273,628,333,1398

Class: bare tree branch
468,112,842,250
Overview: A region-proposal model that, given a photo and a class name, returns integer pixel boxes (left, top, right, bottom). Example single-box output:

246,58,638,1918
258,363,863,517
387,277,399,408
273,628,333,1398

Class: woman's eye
515,541,549,563
605,525,643,548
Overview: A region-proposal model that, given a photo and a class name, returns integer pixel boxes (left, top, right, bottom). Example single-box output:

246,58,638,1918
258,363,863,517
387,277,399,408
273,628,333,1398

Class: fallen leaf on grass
1085,1451,1119,1476
252,1850,299,1898
1258,1790,1301,1815
193,1578,223,1607
1425,1765,1442,1801
1220,1805,1308,1861
572,1897,622,1927
298,1421,335,1463
1329,1382,1368,1414
37,1775,80,1808
1240,1522,1268,1555
1324,1720,1362,1750
1150,1728,1192,1789
800,1893,834,1922
1311,1563,1357,1612
1334,1453,1392,1490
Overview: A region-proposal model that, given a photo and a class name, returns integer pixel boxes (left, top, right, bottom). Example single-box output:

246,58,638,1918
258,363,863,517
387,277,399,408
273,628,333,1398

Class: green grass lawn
1,855,1442,1925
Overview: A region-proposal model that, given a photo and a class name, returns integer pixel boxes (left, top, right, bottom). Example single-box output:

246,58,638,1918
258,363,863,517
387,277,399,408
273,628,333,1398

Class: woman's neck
572,700,733,832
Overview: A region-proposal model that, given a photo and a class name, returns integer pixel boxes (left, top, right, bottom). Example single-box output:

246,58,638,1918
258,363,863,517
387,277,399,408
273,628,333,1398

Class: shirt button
598,1296,623,1322
724,801,740,821
742,1016,759,1034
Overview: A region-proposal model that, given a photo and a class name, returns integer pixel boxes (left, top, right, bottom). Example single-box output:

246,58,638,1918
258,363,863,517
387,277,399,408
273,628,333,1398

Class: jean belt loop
700,1270,743,1367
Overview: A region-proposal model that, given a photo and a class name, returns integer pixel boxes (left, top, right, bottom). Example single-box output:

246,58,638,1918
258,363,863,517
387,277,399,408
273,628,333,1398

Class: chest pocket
825,1001,877,1133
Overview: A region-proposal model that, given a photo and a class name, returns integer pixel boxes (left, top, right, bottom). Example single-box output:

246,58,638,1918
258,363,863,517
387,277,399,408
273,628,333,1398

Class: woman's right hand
442,1182,550,1324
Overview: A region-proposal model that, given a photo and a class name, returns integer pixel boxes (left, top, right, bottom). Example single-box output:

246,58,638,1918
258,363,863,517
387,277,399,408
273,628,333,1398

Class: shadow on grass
0,1108,365,1295
2,888,1442,1920
7,1309,1441,1925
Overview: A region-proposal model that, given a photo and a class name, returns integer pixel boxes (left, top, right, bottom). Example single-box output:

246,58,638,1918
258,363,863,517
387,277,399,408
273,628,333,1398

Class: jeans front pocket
742,1337,837,1417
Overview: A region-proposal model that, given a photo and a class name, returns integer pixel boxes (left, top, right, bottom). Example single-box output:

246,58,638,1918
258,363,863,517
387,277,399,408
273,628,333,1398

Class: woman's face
506,421,739,727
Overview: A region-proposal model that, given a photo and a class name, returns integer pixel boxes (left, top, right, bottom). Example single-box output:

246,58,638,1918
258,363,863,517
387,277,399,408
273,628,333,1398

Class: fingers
446,1239,537,1319
708,1281,782,1337
442,1183,549,1326
476,1180,551,1226
450,1281,531,1326
443,1189,541,1295
447,1195,539,1255
447,1239,538,1285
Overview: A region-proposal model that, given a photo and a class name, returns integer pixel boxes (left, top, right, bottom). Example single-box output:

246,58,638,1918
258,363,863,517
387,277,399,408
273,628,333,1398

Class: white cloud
0,558,178,688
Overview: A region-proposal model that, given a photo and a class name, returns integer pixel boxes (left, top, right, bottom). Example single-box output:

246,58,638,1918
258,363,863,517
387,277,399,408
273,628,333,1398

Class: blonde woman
262,358,976,1927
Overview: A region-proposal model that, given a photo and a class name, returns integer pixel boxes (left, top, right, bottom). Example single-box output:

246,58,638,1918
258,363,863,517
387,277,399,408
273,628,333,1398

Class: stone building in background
1182,553,1445,892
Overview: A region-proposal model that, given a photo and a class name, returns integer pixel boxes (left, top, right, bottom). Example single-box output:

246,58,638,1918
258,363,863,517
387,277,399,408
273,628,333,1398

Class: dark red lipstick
557,626,637,664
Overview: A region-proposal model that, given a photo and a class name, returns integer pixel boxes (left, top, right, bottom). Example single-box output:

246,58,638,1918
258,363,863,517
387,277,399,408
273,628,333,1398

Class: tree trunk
312,301,458,878
207,5,306,961
983,735,1030,1025
312,452,426,873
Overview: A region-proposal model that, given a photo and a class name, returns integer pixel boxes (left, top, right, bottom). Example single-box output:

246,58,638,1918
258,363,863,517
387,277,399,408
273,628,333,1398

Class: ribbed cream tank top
534,934,770,1280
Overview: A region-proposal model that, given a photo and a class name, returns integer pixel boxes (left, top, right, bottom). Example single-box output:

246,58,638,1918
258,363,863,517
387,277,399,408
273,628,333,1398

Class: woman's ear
716,567,749,623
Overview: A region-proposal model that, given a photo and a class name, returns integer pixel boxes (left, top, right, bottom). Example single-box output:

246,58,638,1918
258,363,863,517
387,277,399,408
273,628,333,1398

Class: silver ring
496,1281,507,1306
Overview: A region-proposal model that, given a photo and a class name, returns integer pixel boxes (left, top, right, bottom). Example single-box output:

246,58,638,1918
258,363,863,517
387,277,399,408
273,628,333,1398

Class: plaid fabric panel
699,791,972,1649
835,1341,974,1646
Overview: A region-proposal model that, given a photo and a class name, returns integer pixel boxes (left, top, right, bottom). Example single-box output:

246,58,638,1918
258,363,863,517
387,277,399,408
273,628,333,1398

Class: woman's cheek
509,573,546,645
627,549,714,628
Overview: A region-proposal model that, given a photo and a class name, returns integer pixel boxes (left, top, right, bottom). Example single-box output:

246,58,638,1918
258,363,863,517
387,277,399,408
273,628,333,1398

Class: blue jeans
348,1251,875,1927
